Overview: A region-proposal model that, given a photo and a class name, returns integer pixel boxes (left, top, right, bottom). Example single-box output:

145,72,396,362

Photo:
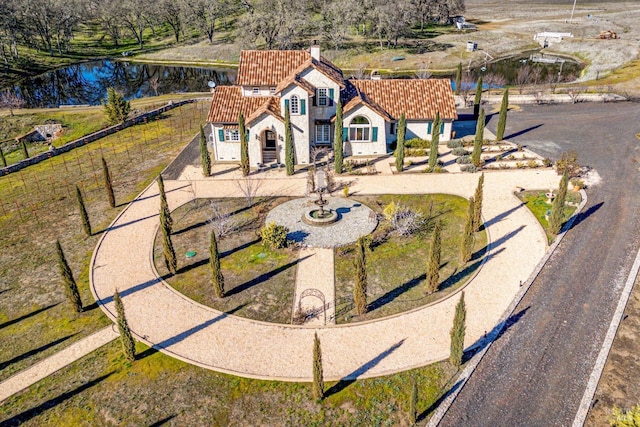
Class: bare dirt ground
137,1,640,94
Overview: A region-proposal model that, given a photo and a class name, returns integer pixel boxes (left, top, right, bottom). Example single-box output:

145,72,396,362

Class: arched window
349,116,370,142
290,95,299,114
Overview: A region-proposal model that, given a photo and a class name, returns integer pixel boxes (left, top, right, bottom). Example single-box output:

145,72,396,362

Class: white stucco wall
342,105,388,157
280,85,311,164
406,120,454,142
300,68,341,123
249,114,286,167
210,124,241,162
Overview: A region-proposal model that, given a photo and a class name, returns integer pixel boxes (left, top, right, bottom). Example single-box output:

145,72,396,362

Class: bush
456,155,472,164
461,164,478,173
447,140,463,149
383,202,429,236
425,165,447,173
260,222,289,249
527,160,539,168
452,147,470,156
406,148,427,157
405,137,429,148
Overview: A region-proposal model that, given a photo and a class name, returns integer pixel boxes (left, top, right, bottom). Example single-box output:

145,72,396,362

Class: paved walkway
0,327,118,402
90,169,560,381
293,248,335,325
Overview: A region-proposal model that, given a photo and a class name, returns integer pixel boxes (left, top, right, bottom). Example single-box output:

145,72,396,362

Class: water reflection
15,61,237,108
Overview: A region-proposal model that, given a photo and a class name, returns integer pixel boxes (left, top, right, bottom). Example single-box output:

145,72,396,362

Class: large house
207,46,457,167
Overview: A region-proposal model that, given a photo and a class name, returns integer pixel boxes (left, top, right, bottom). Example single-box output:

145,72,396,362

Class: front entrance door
262,130,277,164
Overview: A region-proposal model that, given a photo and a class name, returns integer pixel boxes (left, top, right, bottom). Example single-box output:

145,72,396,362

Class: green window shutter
371,127,378,142
343,127,348,142
218,129,224,141
427,121,432,134
301,99,306,115
284,99,290,110
247,130,250,140
328,88,334,106
440,122,444,135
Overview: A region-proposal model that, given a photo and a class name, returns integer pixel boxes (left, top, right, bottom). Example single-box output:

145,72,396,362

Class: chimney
310,41,320,61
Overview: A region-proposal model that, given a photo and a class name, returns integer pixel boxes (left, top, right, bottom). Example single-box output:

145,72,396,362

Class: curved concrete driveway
90,170,559,381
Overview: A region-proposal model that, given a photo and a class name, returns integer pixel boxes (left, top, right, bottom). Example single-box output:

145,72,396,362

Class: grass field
0,337,460,426
334,194,487,323
516,189,582,242
0,100,209,383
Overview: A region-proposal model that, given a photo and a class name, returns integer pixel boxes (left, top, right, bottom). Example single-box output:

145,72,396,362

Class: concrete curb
572,233,640,426
427,188,588,426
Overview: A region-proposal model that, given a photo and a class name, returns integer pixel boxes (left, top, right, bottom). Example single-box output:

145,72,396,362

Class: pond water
14,51,583,108
14,60,237,108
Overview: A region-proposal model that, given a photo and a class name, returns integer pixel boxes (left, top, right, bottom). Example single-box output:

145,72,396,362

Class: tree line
0,0,465,66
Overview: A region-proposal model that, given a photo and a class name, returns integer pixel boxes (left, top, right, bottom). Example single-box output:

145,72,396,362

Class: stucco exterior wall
210,123,241,162
249,114,286,167
280,85,311,164
342,105,388,157
406,120,454,142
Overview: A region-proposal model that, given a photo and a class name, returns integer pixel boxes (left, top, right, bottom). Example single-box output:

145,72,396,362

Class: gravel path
293,248,336,325
89,168,559,381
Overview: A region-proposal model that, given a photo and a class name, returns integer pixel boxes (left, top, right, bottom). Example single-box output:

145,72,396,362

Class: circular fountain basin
302,209,339,226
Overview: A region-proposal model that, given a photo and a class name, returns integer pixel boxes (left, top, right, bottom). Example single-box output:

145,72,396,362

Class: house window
252,87,260,95
225,129,240,141
390,122,396,135
290,95,300,115
349,116,370,142
315,125,331,144
317,88,328,106
270,87,276,95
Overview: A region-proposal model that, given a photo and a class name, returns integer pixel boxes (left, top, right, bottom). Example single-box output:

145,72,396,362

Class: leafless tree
484,73,506,96
235,177,264,207
415,62,432,79
459,73,476,107
207,201,240,238
149,76,160,96
0,90,24,116
351,64,368,80
567,87,586,104
515,65,532,94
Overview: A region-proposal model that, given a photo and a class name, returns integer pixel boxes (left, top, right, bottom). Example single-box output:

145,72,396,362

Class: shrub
405,137,429,148
527,160,539,168
542,158,553,167
406,148,427,157
260,222,289,249
515,162,525,169
571,178,585,189
456,155,472,164
555,151,580,177
461,164,478,173
384,202,429,236
447,140,463,149
452,147,470,156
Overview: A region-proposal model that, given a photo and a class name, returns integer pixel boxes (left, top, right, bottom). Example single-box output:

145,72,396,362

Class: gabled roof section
237,50,311,86
236,50,345,88
246,97,284,124
275,73,316,95
207,86,279,124
341,85,394,122
344,79,457,121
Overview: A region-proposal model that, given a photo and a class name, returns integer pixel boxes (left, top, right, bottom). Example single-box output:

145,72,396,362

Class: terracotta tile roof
345,79,457,121
341,87,394,122
275,73,316,95
236,50,345,88
237,50,310,86
207,86,280,123
246,97,284,124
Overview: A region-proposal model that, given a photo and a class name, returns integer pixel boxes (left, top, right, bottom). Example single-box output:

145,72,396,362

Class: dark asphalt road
440,102,640,426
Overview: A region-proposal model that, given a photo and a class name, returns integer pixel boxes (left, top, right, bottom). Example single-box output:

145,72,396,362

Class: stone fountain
302,169,339,226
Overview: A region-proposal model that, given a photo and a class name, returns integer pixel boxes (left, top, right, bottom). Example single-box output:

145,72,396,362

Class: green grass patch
335,194,487,323
0,338,459,425
155,197,299,324
516,190,582,243
0,100,209,380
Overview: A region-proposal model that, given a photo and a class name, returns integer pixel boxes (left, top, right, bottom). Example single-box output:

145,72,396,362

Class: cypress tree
473,173,484,232
200,125,211,177
455,63,462,95
102,157,116,208
460,197,475,263
75,185,91,236
55,240,83,313
285,107,294,175
428,111,441,171
449,291,466,367
473,76,483,119
114,290,136,362
160,202,177,274
20,139,29,159
210,230,225,298
549,171,569,235
334,100,344,174
496,89,509,141
312,332,324,401
239,113,249,176
471,108,485,167
396,114,406,173
409,379,418,425
157,174,172,233
353,236,368,315
0,146,6,167
426,221,442,295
